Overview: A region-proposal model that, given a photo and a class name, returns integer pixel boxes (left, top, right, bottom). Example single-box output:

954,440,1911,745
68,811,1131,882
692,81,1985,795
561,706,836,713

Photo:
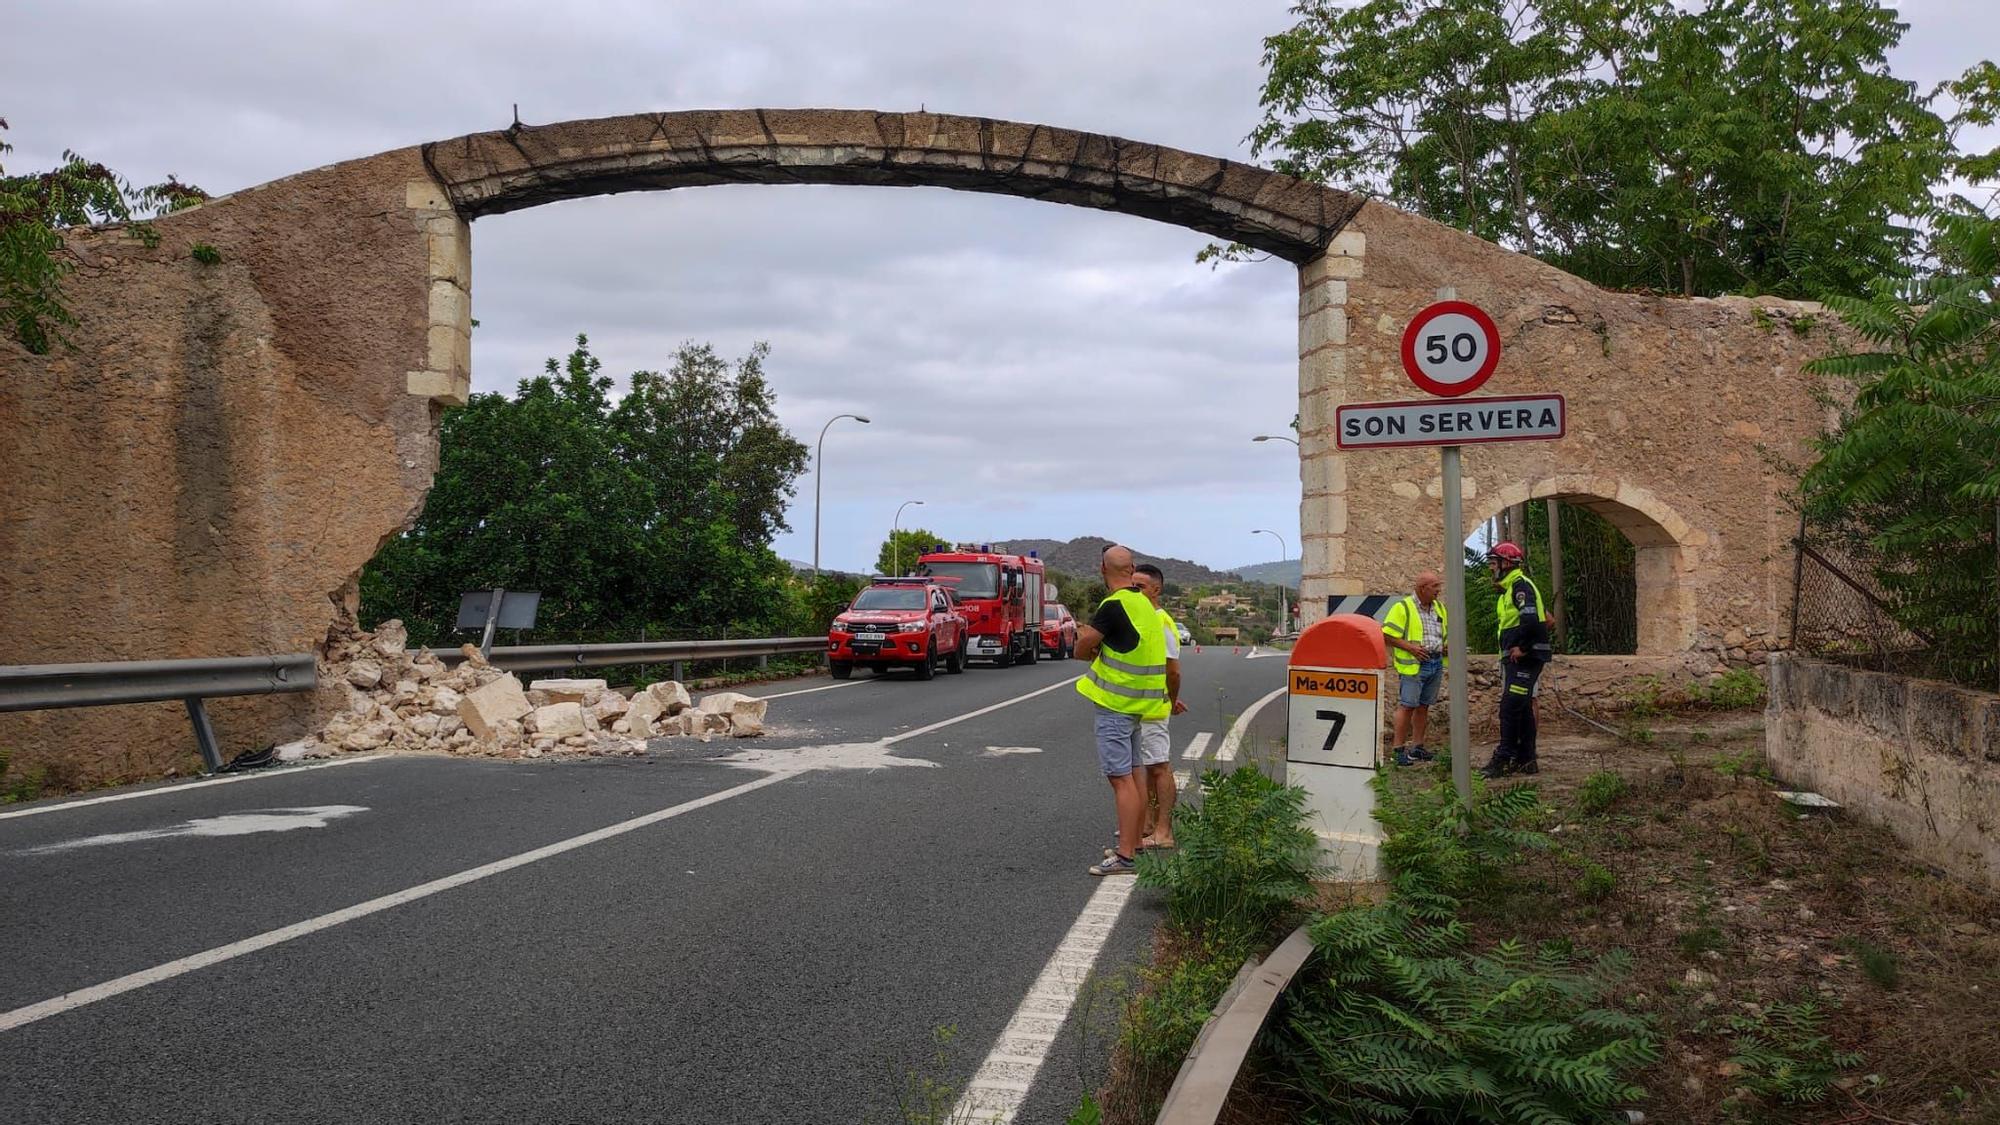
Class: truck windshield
923,562,999,598
851,587,927,611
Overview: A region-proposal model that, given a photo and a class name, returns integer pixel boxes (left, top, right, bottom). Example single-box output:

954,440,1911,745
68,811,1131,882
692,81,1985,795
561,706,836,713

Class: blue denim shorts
1398,662,1442,708
1092,705,1141,777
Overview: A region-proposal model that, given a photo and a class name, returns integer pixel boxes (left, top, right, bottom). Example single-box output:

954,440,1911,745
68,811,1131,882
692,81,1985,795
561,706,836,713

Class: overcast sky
7,1,1995,575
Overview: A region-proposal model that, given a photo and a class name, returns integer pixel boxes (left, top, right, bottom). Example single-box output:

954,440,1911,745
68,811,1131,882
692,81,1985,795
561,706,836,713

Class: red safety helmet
1487,541,1525,565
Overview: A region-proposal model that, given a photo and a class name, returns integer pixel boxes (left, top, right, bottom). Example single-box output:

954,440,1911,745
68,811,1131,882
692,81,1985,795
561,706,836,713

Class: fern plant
1371,770,1552,920
1724,1001,1866,1105
1274,901,1656,1123
1137,765,1322,941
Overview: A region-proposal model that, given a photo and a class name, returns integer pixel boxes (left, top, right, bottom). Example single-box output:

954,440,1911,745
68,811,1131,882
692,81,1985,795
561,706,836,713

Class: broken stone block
582,709,600,733
525,689,550,708
611,719,632,734
274,739,322,762
408,713,441,738
430,685,463,715
531,701,587,739
646,680,693,715
458,674,532,741
653,712,688,737
344,724,389,751
531,678,609,705
625,691,664,737
371,619,409,658
393,679,420,699
346,660,385,689
590,692,630,721
700,692,769,737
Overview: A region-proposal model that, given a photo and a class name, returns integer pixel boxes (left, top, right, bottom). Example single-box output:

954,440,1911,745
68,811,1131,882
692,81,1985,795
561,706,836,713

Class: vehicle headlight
898,622,929,633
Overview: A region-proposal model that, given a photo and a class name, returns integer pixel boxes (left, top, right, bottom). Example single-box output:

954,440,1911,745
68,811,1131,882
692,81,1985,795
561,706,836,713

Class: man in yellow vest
1480,541,1553,778
1133,563,1186,849
1381,571,1446,768
1075,544,1171,876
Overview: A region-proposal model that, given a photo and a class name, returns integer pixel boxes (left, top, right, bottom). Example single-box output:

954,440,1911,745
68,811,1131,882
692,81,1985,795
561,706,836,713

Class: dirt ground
1100,705,2000,1124
1406,709,2000,1123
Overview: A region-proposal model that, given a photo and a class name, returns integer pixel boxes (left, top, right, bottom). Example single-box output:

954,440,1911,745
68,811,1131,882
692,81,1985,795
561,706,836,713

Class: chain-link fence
1788,530,1997,691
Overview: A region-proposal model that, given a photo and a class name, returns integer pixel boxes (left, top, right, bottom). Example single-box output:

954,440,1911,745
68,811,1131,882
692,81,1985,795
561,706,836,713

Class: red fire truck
915,545,1046,667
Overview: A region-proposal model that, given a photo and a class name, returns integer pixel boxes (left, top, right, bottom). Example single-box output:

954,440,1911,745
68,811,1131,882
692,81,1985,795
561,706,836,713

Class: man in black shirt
1075,544,1150,875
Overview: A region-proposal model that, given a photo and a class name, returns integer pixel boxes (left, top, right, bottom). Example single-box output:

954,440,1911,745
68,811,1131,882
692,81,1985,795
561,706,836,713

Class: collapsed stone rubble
277,619,769,762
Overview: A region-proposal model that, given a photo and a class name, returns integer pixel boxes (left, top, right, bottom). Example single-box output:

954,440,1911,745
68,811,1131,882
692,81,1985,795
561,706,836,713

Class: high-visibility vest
1382,595,1447,676
1076,588,1171,720
1495,568,1546,639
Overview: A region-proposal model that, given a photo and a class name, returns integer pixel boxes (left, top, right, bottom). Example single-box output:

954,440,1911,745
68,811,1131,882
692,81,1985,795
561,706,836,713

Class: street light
813,413,872,576
892,499,925,575
1252,528,1290,634
1252,434,1300,447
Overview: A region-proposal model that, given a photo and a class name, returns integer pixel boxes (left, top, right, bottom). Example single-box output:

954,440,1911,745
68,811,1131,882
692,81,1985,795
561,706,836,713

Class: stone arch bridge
0,108,1832,779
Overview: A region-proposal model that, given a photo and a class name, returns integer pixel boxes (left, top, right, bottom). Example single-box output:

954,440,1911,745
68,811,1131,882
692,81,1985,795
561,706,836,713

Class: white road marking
0,755,387,822
1244,649,1289,660
0,770,796,1035
950,698,1269,1121
882,675,1082,745
27,806,369,853
950,877,1135,1124
1179,732,1214,761
1173,769,1190,790
1215,686,1286,763
715,678,864,703
981,746,1043,757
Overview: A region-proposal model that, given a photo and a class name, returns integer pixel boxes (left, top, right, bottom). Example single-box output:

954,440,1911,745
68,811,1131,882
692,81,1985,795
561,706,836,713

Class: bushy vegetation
1800,211,2000,692
1138,767,1322,943
361,336,823,647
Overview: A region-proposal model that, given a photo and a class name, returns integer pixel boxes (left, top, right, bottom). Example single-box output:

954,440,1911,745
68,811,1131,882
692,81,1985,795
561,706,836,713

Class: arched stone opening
1468,476,1698,657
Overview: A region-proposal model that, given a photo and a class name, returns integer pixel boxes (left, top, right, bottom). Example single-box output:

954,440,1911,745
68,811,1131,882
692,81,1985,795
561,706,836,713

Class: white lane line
883,675,1082,746
1173,769,1190,790
1179,731,1214,761
1244,649,1289,660
0,754,388,822
0,770,797,1034
950,698,1270,1121
705,678,865,704
950,878,1135,1124
1215,686,1286,763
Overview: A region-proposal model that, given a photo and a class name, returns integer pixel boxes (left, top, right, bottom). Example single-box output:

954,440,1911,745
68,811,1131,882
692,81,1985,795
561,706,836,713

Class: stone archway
1468,476,1699,656
0,108,1830,782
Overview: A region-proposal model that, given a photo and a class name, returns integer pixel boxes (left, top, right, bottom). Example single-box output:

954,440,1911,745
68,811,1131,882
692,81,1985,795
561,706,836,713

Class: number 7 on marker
1315,708,1347,756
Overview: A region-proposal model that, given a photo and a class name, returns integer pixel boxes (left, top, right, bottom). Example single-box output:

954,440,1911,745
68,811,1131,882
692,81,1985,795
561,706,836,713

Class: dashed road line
949,697,1268,1122
1179,731,1214,761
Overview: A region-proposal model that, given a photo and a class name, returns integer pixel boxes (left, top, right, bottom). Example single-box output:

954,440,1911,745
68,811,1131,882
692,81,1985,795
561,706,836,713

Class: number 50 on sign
1286,667,1380,770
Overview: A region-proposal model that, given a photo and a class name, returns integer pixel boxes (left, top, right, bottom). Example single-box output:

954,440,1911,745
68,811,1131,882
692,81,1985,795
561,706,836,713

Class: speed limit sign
1400,300,1501,397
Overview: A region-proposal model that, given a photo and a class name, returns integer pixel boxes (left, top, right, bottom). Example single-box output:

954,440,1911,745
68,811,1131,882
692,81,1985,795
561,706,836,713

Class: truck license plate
858,632,885,642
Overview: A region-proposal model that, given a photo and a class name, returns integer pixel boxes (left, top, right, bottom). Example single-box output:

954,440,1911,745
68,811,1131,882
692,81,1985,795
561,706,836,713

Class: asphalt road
0,646,1291,1124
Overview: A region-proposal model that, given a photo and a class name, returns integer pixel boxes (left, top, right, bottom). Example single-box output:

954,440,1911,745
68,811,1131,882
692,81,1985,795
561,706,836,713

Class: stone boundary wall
1766,653,2000,888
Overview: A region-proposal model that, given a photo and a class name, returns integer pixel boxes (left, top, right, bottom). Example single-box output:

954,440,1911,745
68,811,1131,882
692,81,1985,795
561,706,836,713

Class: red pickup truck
827,578,968,681
1040,602,1077,660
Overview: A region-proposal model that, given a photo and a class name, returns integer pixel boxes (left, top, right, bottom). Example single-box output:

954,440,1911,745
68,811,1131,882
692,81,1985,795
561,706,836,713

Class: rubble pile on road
280,619,769,762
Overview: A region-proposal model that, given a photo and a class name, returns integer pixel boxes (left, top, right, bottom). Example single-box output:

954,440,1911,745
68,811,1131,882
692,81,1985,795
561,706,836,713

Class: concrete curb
1152,922,1316,1124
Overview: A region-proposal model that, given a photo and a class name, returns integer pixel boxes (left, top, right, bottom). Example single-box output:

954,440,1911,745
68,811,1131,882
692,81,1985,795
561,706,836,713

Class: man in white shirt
1134,564,1186,848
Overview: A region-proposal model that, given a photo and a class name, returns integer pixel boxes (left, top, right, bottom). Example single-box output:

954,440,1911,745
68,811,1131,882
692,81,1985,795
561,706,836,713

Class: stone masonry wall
1767,654,2000,888
0,148,464,784
1297,202,1840,681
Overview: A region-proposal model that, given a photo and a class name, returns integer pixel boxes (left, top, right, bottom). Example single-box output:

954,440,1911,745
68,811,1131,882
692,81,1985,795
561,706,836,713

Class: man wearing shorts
1074,545,1170,876
1382,571,1446,767
1133,564,1186,848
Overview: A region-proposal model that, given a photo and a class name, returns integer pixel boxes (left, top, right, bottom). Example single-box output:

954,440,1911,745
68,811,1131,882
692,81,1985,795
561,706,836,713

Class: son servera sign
1334,393,1566,450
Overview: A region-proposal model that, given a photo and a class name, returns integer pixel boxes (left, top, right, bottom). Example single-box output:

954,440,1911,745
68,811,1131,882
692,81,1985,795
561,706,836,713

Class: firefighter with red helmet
1481,541,1552,778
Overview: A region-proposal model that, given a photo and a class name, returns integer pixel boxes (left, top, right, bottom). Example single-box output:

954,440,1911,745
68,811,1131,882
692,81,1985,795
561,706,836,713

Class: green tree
1800,211,2000,689
1,117,207,353
876,527,943,577
1245,0,1998,297
361,336,809,646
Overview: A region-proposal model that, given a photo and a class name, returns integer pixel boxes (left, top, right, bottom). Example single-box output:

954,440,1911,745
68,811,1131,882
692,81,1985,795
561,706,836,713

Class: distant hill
1229,559,1301,589
997,537,1244,586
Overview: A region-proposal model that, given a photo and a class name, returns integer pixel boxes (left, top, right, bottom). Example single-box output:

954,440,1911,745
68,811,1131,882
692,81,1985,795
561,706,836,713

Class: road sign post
1285,614,1387,880
1330,288,1564,805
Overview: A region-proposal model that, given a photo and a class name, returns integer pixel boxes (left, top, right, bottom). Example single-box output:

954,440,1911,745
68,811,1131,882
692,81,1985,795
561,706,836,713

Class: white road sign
1285,666,1380,770
1335,393,1566,450
1401,300,1502,397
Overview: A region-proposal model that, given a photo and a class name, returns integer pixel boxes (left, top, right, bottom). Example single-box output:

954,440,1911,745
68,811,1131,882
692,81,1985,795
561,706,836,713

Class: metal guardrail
423,636,827,674
0,654,319,773
1154,922,1315,1125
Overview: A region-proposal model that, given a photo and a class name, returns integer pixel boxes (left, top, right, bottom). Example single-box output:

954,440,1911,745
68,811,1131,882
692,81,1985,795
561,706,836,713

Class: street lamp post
813,412,872,577
892,499,925,576
1251,434,1300,447
1252,528,1290,633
